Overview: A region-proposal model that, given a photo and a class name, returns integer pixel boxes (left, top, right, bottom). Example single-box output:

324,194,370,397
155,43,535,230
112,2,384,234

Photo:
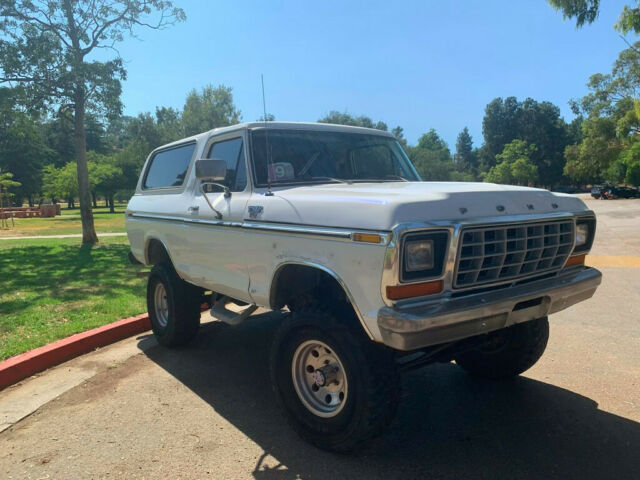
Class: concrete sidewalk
0,333,155,433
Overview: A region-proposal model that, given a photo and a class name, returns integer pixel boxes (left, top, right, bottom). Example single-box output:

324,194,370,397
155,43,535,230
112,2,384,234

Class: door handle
188,205,199,213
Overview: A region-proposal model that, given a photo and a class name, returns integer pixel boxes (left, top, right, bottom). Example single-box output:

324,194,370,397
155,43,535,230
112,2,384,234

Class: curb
0,314,150,391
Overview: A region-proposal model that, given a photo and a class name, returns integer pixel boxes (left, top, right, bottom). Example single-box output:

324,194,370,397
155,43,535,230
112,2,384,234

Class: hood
256,182,589,231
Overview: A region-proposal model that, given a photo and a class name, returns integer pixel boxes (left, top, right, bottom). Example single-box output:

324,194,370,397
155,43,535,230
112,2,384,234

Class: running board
210,296,258,326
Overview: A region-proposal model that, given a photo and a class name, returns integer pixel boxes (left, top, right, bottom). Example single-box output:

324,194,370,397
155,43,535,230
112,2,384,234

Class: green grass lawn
0,236,148,360
0,206,126,237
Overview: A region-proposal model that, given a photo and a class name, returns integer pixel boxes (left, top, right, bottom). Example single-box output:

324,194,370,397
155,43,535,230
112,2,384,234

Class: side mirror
195,159,227,181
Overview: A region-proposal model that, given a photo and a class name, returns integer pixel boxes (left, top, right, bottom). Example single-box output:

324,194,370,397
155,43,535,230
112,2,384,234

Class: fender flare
269,260,374,340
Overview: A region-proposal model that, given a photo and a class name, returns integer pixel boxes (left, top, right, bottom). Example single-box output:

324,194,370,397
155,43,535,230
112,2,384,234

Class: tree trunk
73,88,98,243
109,194,115,213
92,192,97,208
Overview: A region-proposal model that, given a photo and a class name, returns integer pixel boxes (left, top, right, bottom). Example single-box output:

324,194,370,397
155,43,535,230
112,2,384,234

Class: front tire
147,262,202,347
270,308,400,452
454,316,549,380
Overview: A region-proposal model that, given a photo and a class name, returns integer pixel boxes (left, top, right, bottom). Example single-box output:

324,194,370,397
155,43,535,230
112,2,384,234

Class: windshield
250,129,420,186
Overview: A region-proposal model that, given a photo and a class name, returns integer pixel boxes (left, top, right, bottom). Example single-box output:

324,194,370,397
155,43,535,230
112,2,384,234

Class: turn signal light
386,280,444,300
565,254,586,268
351,233,383,244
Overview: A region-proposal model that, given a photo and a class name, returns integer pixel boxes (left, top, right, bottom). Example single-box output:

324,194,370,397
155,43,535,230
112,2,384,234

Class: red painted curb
0,314,151,391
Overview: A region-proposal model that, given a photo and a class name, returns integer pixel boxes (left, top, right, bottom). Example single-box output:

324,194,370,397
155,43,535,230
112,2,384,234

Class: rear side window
207,137,247,191
143,143,195,189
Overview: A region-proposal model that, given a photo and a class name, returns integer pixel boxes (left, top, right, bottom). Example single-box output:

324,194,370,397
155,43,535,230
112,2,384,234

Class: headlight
575,223,589,247
401,231,449,281
405,240,434,271
573,217,596,254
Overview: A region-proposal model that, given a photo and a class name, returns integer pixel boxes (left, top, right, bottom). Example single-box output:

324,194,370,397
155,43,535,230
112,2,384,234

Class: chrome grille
454,220,574,289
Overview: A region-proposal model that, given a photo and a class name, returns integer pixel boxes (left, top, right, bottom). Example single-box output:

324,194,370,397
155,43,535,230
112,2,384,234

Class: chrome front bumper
377,267,602,351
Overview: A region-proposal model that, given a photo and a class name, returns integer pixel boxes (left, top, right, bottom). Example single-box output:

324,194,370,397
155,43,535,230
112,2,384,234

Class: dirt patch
42,353,152,410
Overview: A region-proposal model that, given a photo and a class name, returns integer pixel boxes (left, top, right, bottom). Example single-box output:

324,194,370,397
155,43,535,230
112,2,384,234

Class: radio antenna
261,74,274,196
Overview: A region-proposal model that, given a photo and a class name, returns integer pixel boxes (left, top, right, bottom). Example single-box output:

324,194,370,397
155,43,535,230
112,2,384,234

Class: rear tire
270,307,400,452
147,262,202,347
454,317,549,380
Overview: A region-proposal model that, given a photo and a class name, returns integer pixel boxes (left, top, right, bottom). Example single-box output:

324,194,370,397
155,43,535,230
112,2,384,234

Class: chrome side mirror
195,159,230,220
195,159,227,181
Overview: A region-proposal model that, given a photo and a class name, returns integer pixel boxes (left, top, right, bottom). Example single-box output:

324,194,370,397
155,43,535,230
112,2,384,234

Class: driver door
180,133,253,302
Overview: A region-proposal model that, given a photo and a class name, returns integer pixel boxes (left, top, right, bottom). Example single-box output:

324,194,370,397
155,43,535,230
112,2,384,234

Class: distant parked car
614,186,640,198
600,185,640,199
590,185,608,199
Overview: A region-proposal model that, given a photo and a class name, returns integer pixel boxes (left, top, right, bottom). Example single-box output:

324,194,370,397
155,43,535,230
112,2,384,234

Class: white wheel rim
153,282,169,328
291,340,348,418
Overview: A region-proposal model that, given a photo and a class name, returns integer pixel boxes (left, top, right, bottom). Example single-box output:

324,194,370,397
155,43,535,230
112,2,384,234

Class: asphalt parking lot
1,197,639,480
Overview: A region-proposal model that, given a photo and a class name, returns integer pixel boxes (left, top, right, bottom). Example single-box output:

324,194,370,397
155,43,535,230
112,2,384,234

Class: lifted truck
126,122,601,452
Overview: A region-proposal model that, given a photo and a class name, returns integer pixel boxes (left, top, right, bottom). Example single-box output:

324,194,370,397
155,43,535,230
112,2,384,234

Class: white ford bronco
126,122,602,451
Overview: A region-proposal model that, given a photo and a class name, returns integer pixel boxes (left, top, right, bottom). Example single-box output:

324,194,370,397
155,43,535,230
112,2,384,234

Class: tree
88,152,123,212
619,141,640,185
182,85,241,136
562,39,640,185
42,162,78,207
409,129,455,181
481,97,569,185
571,42,640,119
454,127,477,177
0,87,56,205
564,117,622,184
481,97,521,168
484,140,539,186
0,167,21,206
548,1,640,35
318,111,388,131
44,110,77,167
0,0,185,243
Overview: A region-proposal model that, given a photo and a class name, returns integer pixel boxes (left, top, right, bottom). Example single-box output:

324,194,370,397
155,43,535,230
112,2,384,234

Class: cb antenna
261,74,274,196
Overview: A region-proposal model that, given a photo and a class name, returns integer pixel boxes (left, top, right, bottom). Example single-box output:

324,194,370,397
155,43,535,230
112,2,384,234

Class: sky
105,0,631,149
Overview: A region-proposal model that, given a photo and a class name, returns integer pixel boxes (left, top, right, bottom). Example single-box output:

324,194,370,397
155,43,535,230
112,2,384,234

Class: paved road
1,198,639,479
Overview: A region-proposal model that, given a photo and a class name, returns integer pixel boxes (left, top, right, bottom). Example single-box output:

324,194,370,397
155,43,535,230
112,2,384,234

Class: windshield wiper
292,175,351,184
310,176,351,184
384,175,409,182
349,176,408,183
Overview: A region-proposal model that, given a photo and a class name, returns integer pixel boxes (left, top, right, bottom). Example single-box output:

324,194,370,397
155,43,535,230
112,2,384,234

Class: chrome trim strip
243,221,352,239
128,213,390,244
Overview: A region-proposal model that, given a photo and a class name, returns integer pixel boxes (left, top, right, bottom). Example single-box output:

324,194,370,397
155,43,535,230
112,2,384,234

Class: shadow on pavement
140,311,640,480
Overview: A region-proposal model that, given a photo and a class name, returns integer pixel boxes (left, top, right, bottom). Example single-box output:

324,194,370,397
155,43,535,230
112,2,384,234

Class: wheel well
270,264,353,312
146,239,170,265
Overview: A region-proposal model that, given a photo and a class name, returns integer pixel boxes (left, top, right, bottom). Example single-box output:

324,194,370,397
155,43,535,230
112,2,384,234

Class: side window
207,137,247,192
143,143,195,189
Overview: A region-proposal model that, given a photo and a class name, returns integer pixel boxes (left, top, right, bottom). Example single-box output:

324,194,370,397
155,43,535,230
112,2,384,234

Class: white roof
156,121,395,151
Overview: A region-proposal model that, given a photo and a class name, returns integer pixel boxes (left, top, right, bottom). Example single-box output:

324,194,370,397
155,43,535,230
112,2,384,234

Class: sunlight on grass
0,236,148,360
0,206,127,237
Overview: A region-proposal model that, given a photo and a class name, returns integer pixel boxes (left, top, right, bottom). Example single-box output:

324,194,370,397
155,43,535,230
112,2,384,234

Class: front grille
454,220,574,289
